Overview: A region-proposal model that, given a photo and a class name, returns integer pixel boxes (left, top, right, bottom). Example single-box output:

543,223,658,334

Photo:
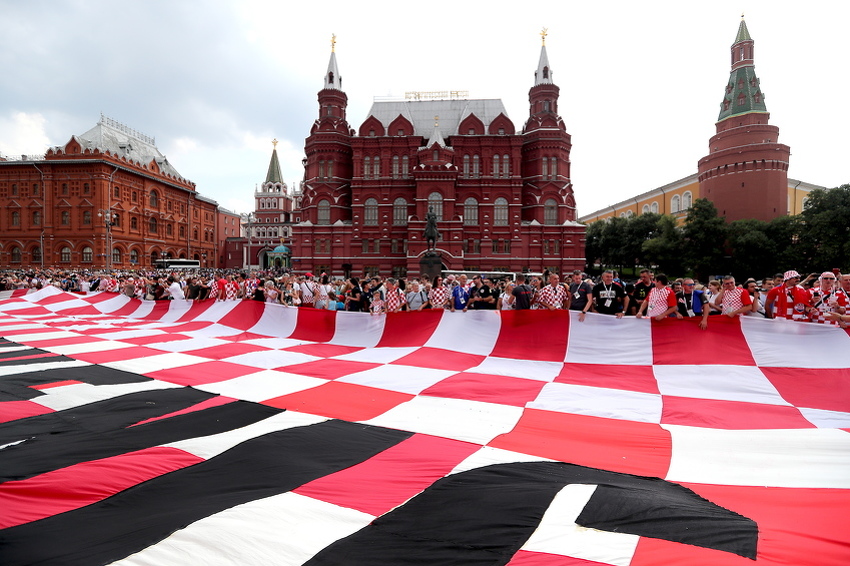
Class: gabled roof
364,99,510,138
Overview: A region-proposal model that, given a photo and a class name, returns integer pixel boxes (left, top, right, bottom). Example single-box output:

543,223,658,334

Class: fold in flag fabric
1,287,849,565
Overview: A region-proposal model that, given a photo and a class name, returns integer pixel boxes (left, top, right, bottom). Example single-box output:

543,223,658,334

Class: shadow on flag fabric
0,286,849,565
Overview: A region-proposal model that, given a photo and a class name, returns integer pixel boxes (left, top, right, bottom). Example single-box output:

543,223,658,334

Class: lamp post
98,209,118,270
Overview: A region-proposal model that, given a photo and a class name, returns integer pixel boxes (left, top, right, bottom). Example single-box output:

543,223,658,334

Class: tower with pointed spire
698,17,791,221
291,32,585,278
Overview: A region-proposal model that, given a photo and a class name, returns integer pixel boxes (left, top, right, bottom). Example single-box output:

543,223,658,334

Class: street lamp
98,209,118,270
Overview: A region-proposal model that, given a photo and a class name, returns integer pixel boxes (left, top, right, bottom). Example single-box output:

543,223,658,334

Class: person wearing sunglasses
676,278,711,329
809,272,847,325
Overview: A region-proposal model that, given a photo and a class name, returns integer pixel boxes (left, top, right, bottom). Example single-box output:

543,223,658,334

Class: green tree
623,212,663,268
682,198,727,280
727,219,776,279
796,185,850,272
642,214,684,274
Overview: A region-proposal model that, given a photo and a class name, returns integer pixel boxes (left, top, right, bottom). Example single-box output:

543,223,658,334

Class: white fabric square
180,323,245,338
450,446,554,476
30,379,178,411
529,382,663,423
3,330,78,342
152,337,231,353
799,407,850,429
653,365,790,406
224,350,319,370
242,337,306,349
364,396,523,445
663,424,850,488
468,357,562,382
197,370,326,403
90,294,132,314
45,340,136,356
425,310,501,356
330,311,385,348
111,492,374,566
333,346,418,364
92,329,168,340
103,352,208,374
520,483,638,566
184,300,242,322
566,312,653,365
0,358,89,377
741,316,850,368
246,303,298,339
337,364,455,395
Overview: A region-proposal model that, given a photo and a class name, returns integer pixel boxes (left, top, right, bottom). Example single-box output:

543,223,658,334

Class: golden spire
540,27,548,46
434,115,439,127
272,138,278,149
741,12,745,19
331,33,337,53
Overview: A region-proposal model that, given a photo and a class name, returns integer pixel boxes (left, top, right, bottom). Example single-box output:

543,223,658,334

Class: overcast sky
2,0,848,217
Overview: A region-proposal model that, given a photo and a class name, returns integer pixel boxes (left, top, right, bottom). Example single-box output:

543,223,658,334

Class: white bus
153,259,201,270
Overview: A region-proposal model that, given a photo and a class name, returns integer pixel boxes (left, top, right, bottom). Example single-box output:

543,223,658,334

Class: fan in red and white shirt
428,276,449,309
636,274,679,320
809,272,848,326
765,270,811,321
535,274,570,310
218,275,240,301
384,278,406,313
715,276,753,317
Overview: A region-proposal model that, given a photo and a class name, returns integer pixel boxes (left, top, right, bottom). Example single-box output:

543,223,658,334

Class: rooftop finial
741,12,745,20
434,115,439,128
540,27,548,46
331,33,336,53
272,138,278,149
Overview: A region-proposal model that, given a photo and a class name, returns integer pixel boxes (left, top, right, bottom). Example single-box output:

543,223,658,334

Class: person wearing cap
808,272,847,325
764,270,811,321
567,269,593,313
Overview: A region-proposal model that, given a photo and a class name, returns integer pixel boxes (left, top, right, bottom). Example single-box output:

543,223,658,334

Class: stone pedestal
419,251,443,282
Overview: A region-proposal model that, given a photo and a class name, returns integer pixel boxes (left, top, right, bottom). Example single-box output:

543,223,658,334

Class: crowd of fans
2,266,848,329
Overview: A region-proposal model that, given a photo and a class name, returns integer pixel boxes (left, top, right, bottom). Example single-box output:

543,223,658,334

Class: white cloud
0,111,51,156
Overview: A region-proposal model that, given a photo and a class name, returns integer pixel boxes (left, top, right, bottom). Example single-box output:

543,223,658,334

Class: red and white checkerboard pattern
1,286,850,565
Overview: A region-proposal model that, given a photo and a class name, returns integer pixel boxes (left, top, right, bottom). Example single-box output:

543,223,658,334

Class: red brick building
697,18,792,222
0,116,219,270
291,38,585,278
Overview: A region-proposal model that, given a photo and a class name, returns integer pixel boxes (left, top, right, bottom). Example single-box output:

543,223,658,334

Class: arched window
149,217,158,233
650,202,659,214
193,228,198,240
83,210,91,225
364,197,379,225
428,192,443,221
61,246,71,262
11,184,18,196
112,248,121,264
494,197,509,226
503,154,510,177
549,157,557,180
544,198,558,225
130,249,139,264
402,156,409,178
317,199,331,225
32,247,41,263
392,156,399,179
642,204,650,214
150,191,158,208
166,223,173,236
682,191,692,210
373,157,380,178
463,155,470,178
61,210,70,225
326,160,333,179
464,197,479,225
541,157,548,179
492,155,500,177
472,155,480,178
33,210,41,225
131,217,138,230
625,210,634,218
11,211,20,226
82,246,93,262
11,246,21,263
363,156,371,179
318,160,325,179
393,197,408,225
671,195,681,213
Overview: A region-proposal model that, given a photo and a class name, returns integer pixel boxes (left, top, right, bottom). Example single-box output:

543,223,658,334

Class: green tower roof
717,67,768,121
735,18,752,43
265,146,283,184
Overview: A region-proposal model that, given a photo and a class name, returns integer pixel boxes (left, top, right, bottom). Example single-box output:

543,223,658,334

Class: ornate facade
0,116,219,269
291,36,585,278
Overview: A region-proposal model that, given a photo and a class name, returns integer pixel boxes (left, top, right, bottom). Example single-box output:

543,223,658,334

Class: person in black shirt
511,274,534,310
568,270,593,312
633,269,654,314
468,276,497,310
581,270,628,320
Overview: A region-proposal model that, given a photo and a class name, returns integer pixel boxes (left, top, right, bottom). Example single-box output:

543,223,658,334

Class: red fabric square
491,309,570,362
121,334,193,346
421,372,547,406
275,358,382,380
289,307,337,343
216,301,267,331
294,434,479,515
21,336,97,348
555,363,660,394
71,346,167,364
651,316,756,366
632,484,850,566
172,298,218,322
391,347,486,372
376,309,443,347
490,408,672,478
661,396,815,429
760,367,850,413
507,550,610,565
145,361,260,385
138,301,173,321
284,343,365,358
262,381,412,421
104,300,144,317
0,401,54,424
183,342,271,360
155,321,215,333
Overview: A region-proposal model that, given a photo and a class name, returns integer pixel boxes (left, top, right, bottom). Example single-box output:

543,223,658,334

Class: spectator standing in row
512,274,534,310
383,278,406,313
633,269,654,314
714,275,753,318
428,275,449,309
536,273,570,310
299,274,316,308
809,272,847,325
764,270,810,321
469,276,497,310
637,273,678,320
581,269,627,320
451,274,471,312
568,270,593,314
405,280,429,311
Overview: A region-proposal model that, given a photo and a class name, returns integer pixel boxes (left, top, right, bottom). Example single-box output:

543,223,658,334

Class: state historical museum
291,36,585,278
